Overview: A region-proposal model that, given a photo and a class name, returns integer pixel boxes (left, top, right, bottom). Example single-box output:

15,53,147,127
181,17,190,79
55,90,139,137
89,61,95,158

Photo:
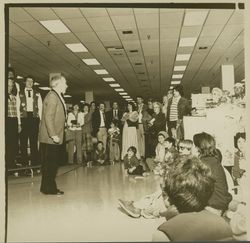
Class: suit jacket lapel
51,89,67,117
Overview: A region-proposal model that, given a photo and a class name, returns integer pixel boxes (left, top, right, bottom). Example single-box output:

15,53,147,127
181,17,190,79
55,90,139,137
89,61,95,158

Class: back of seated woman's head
193,132,217,158
163,156,214,213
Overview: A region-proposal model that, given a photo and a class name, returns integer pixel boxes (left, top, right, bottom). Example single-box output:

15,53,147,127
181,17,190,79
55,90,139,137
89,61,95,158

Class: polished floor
7,163,165,242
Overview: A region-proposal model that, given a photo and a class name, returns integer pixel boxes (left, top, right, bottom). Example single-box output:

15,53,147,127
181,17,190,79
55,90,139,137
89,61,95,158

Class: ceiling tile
160,12,183,27
54,33,79,43
9,8,34,23
96,31,120,42
138,28,159,40
180,26,202,38
63,18,92,32
107,8,133,16
80,8,108,17
75,31,99,43
9,23,29,37
87,17,114,31
135,14,159,29
110,15,136,30
117,29,139,41
227,10,244,25
24,7,58,21
205,9,233,25
17,21,50,35
53,8,82,19
200,25,224,37
134,9,158,14
34,34,62,46
221,24,243,37
160,28,180,40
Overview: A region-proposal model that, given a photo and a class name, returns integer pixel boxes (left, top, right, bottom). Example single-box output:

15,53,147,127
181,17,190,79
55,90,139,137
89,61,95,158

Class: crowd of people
6,66,247,241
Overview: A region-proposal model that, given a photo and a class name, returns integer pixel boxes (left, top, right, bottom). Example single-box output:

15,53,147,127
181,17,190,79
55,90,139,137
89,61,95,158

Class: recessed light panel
184,11,208,26
65,43,88,52
16,75,23,79
174,66,187,71
176,54,191,61
109,83,120,88
64,95,72,98
172,74,183,79
39,87,51,90
119,92,128,95
115,88,124,92
40,20,71,34
171,80,181,85
103,77,115,82
122,96,130,98
94,69,109,75
179,37,197,47
82,58,100,65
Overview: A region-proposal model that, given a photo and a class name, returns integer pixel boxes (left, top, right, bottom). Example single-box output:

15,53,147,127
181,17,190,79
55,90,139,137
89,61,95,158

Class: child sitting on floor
178,139,193,156
146,131,168,175
92,141,108,166
123,146,148,176
108,120,121,164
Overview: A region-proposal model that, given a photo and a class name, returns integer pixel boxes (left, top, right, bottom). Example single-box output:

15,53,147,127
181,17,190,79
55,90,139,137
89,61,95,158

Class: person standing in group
39,74,68,195
121,102,140,159
106,101,123,132
66,102,84,164
136,96,150,159
166,84,191,141
81,103,94,165
6,77,21,169
19,76,42,167
92,102,108,151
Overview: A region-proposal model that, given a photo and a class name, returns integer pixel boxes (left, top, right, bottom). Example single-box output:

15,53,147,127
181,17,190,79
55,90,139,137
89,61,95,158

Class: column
85,91,94,104
221,65,235,94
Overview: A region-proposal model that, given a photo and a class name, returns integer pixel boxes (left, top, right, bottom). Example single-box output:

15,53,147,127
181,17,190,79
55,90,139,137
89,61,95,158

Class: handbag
65,129,74,142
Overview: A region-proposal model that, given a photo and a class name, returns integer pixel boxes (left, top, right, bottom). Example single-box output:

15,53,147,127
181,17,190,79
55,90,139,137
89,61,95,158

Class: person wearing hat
66,102,84,164
145,131,168,174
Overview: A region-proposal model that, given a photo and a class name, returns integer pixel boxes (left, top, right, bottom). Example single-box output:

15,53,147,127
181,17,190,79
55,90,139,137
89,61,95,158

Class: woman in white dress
121,102,140,159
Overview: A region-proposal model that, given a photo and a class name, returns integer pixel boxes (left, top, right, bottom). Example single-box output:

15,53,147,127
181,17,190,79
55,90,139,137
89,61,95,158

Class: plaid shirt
7,94,21,124
8,95,17,117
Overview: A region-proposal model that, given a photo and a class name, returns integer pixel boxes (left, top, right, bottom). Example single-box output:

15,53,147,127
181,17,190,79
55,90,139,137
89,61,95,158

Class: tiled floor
7,163,164,242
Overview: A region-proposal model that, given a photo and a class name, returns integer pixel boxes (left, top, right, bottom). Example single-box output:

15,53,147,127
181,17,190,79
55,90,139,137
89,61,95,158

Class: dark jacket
123,154,140,169
82,111,93,134
148,112,166,136
106,109,123,130
167,97,191,121
201,156,232,211
92,110,108,136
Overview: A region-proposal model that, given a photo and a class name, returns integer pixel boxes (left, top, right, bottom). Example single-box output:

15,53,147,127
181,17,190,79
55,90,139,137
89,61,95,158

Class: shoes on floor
118,199,141,218
41,189,64,195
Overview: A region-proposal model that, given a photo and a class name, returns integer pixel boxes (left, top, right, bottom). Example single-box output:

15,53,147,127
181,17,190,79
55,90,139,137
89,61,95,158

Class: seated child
92,141,108,166
108,120,121,164
146,131,168,174
178,139,193,156
123,146,146,176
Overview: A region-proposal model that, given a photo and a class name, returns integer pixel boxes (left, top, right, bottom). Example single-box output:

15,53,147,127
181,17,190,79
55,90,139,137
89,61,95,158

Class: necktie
114,110,117,119
27,90,31,97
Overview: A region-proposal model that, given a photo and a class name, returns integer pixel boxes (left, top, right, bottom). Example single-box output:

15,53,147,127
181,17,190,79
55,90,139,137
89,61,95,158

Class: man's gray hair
50,74,65,88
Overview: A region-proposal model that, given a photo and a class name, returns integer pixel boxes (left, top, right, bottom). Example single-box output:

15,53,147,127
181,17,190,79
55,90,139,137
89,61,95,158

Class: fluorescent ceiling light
179,37,197,47
39,87,51,91
16,75,23,79
170,86,174,89
119,92,128,95
66,43,88,53
126,99,133,101
64,95,72,98
174,66,186,71
94,69,109,75
184,11,208,26
82,58,100,65
34,82,40,85
103,77,115,82
40,20,70,34
171,80,181,85
115,88,124,92
109,83,120,88
172,74,183,79
80,100,85,103
122,96,130,98
176,54,191,61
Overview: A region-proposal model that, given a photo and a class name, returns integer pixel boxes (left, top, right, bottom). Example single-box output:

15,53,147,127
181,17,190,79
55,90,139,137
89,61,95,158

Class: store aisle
7,163,164,242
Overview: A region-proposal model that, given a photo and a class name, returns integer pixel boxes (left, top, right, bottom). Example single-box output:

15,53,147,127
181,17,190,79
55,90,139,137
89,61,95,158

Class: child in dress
92,141,108,166
108,120,120,164
123,146,147,176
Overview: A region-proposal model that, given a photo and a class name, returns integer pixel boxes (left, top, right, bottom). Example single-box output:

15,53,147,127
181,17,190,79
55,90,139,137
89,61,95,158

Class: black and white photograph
0,0,250,242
